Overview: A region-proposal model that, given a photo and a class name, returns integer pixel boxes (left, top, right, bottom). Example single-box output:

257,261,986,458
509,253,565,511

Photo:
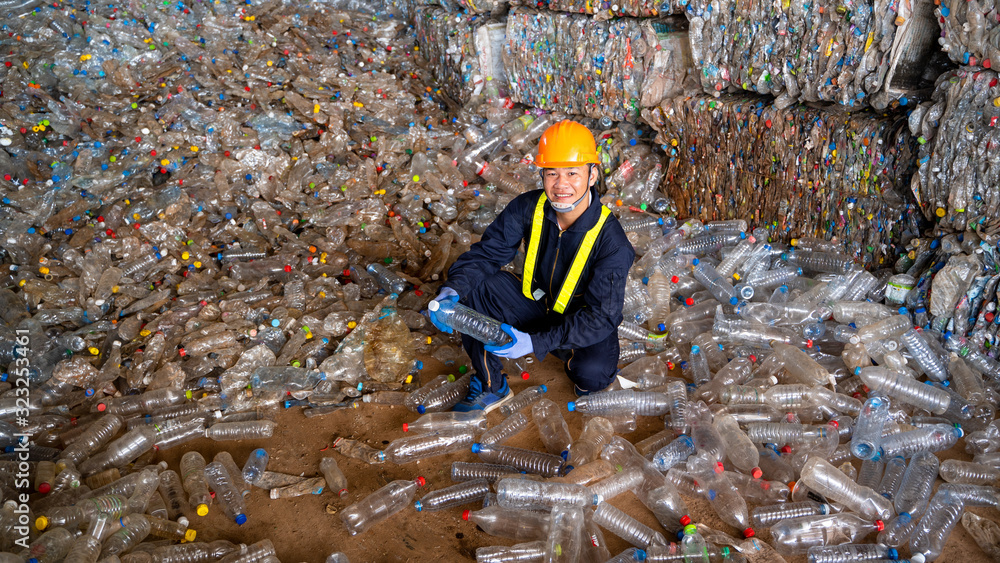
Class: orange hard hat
536,120,599,168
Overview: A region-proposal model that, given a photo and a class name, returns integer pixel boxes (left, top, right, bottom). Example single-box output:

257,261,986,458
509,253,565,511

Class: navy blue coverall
444,187,635,393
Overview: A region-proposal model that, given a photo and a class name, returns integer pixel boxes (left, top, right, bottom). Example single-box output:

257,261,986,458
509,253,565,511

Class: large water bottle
427,299,512,347
851,396,890,460
340,477,425,535
203,461,247,525
462,506,551,541
910,489,965,562
415,479,490,512
495,478,598,509
592,502,668,548
798,457,894,521
532,399,572,458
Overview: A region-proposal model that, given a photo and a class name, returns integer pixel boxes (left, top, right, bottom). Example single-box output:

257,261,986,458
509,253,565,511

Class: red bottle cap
875,520,885,531
462,510,471,521
679,515,691,526
751,467,762,479
97,403,107,412
38,483,51,494
402,423,409,432
743,528,755,538
415,476,426,487
521,371,530,380
714,462,724,474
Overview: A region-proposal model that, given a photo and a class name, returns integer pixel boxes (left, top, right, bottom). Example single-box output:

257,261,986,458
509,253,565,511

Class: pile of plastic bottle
909,68,1000,233
936,0,1000,68
502,9,691,122
684,0,948,109
641,94,924,268
2,0,1000,557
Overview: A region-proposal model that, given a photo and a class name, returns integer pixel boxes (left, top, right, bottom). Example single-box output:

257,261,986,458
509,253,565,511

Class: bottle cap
35,516,48,530
97,402,107,412
911,554,926,563
185,529,197,542
887,548,898,560
520,371,529,380
415,476,426,487
634,549,647,561
235,514,247,526
417,405,426,414
875,519,884,531
751,467,762,479
471,443,481,453
38,483,50,494
679,515,691,526
179,516,190,528
539,385,547,392
402,423,410,432
414,501,423,511
683,524,697,535
196,504,209,516
567,402,576,411
427,300,440,311
743,528,755,538
462,509,471,520
338,488,348,497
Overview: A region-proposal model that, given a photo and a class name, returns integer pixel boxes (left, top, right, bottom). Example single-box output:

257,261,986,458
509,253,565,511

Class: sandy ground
155,353,999,563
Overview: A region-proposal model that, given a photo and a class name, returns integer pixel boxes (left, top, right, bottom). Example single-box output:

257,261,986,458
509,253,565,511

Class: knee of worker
564,339,619,393
462,271,539,326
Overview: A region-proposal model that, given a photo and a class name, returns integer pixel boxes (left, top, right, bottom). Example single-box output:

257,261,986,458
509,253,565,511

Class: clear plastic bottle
770,512,885,555
900,329,948,381
78,425,157,475
475,541,546,563
385,429,477,464
242,448,269,486
589,467,645,504
480,412,532,446
939,459,1000,485
62,512,109,563
204,461,247,525
567,389,669,416
451,462,521,483
857,367,951,414
180,451,212,517
877,423,963,459
333,437,386,464
751,501,830,528
895,451,940,516
495,478,598,509
686,453,753,537
405,374,457,413
877,512,919,547
340,477,425,536
427,298,512,347
499,385,549,416
877,456,908,501
652,435,697,472
851,396,891,460
806,543,899,563
158,470,192,525
798,457,894,521
366,263,407,294
472,443,564,477
59,413,124,465
910,490,965,562
403,411,487,434
532,399,572,458
320,457,349,498
417,374,471,414
100,513,151,558
462,506,551,541
415,479,490,512
713,413,760,477
204,420,277,441
592,501,668,548
692,261,740,306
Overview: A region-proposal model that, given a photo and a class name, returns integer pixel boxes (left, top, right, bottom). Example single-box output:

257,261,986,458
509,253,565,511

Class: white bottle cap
427,300,441,311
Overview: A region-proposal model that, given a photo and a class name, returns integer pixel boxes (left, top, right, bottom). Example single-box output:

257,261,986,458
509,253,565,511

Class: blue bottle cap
898,307,908,314
888,548,899,560
417,405,426,414
414,501,423,511
470,443,481,453
539,384,547,392
567,402,576,411
691,345,700,354
739,232,746,239
729,297,738,305
854,367,862,375
235,514,247,525
635,549,647,561
692,258,700,265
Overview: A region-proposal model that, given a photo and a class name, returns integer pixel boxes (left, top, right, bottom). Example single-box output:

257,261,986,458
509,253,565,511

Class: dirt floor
155,353,999,563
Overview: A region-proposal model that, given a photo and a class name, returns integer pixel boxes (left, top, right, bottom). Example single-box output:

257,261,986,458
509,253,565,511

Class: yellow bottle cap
184,529,197,542
35,516,48,530
196,504,209,516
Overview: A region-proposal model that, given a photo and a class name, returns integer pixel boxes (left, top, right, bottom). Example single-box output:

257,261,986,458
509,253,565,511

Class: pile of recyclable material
413,6,508,104
508,0,687,19
685,0,946,109
936,0,1000,67
909,68,1000,233
641,94,924,267
502,8,692,122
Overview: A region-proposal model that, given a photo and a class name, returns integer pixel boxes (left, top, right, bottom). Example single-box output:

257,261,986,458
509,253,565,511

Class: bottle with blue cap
414,478,489,512
567,389,670,417
806,543,898,563
341,476,425,535
498,384,548,416
691,261,740,306
241,448,269,486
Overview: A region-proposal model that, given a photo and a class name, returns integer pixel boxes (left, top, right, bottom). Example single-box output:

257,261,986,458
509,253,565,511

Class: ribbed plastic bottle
566,417,614,467
686,453,753,537
769,512,885,555
652,435,696,472
78,425,157,475
857,367,951,414
592,501,668,548
910,490,965,562
877,456,908,501
692,261,740,306
204,420,277,441
427,299,511,347
366,263,407,294
385,430,477,464
751,501,830,528
589,467,645,504
713,413,761,477
798,457,894,521
242,448,269,486
417,373,471,413
451,462,520,483
333,437,386,464
99,513,151,558
472,443,564,477
806,543,899,563
415,479,490,512
59,413,123,465
499,385,549,416
877,423,963,459
204,461,247,525
474,541,546,563
532,399,572,458
480,412,531,446
462,506,551,541
851,396,891,460
62,512,109,563
568,389,670,416
939,459,1000,486
900,329,948,381
495,477,598,509
402,411,487,434
894,451,939,516
340,477,425,536
180,451,212,517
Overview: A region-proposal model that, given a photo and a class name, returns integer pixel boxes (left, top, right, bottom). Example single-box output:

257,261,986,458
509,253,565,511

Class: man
428,120,635,412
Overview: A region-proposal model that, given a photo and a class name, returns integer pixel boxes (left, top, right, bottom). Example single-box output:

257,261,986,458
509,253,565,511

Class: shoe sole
481,388,514,414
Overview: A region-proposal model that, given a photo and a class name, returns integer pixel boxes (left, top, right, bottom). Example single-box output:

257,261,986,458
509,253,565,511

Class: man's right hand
428,287,460,334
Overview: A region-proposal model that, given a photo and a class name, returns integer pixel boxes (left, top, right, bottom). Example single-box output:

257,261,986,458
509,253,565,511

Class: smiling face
542,165,597,211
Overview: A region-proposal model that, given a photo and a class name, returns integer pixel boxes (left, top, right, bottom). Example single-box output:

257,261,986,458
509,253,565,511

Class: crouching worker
428,120,635,412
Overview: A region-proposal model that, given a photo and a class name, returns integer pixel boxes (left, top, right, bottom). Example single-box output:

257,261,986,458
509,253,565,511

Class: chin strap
548,165,596,213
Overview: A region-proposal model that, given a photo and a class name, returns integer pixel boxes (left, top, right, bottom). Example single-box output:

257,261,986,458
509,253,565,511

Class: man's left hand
485,324,533,359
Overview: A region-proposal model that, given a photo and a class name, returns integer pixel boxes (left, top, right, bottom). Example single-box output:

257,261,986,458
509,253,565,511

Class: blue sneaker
453,376,512,413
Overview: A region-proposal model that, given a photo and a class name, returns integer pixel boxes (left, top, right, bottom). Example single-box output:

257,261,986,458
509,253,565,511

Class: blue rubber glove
485,324,533,359
427,287,460,334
